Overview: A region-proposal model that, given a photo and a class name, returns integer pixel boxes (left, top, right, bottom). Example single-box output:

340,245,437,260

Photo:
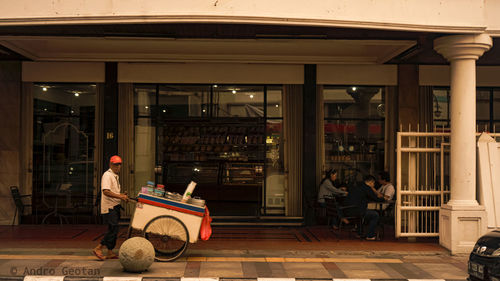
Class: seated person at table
317,168,348,206
317,169,349,226
344,174,385,240
377,171,395,200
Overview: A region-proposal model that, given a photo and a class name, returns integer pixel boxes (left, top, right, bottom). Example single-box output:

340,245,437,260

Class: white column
434,34,492,207
434,34,492,254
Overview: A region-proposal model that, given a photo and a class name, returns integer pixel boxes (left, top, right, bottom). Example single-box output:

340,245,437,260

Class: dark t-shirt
344,182,385,216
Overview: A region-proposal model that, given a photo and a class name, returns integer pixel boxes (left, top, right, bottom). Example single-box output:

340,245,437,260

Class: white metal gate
396,130,500,237
396,131,450,237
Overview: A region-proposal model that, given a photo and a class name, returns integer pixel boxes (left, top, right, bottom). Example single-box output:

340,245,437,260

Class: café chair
10,186,32,225
325,196,363,240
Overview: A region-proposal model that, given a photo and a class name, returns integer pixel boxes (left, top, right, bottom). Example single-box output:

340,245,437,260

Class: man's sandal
92,250,106,261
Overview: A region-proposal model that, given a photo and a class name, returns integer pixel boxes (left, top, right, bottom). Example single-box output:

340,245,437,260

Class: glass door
33,83,97,224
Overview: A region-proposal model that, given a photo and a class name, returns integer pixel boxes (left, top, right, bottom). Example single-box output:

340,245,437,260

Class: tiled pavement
0,248,468,279
0,225,470,280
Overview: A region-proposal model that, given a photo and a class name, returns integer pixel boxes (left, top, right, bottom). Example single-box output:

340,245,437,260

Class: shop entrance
32,83,97,224
133,84,285,217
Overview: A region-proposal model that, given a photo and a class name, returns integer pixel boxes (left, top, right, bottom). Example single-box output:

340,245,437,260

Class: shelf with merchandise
221,162,265,185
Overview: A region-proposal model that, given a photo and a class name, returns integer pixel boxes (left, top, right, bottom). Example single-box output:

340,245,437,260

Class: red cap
110,155,122,164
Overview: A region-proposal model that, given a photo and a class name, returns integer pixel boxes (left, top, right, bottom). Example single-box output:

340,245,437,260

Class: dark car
469,230,500,281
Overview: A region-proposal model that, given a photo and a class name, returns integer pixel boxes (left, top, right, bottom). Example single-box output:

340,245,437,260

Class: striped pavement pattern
11,277,463,281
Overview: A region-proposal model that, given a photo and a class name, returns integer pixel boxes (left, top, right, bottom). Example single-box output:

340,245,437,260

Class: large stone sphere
119,237,155,272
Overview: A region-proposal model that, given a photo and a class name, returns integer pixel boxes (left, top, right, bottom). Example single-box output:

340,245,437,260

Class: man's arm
103,189,128,201
366,186,385,202
101,173,128,201
371,186,384,198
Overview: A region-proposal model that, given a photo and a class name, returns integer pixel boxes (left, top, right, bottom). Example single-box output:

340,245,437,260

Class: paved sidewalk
0,225,469,280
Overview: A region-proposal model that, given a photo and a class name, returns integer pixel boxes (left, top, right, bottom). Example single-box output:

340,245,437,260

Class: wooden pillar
398,65,419,130
303,64,317,225
102,62,119,170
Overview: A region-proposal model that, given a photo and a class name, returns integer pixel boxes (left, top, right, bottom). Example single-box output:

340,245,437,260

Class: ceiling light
250,94,254,99
145,106,149,109
162,109,166,113
276,104,279,108
42,87,47,92
232,90,237,94
352,87,357,91
213,85,218,88
74,93,79,97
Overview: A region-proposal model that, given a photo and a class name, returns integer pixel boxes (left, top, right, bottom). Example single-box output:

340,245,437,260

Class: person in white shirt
377,171,395,200
92,155,129,260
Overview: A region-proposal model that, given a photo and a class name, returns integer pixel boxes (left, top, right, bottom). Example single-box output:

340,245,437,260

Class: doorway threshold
211,216,304,226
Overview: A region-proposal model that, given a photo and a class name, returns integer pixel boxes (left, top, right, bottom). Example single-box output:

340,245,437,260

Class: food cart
128,192,205,261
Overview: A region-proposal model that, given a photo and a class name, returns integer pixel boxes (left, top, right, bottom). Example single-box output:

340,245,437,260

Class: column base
439,204,487,254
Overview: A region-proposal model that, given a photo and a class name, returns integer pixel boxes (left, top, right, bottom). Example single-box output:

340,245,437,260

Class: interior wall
0,62,22,225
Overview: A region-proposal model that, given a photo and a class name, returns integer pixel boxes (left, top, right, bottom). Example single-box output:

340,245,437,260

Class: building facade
0,0,499,253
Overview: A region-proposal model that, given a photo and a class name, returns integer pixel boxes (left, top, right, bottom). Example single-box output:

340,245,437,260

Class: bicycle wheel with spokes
143,215,189,262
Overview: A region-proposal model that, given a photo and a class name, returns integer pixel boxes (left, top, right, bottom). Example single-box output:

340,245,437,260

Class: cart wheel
143,215,189,262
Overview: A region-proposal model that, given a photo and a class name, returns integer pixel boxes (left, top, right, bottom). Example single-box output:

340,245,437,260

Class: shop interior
134,84,285,217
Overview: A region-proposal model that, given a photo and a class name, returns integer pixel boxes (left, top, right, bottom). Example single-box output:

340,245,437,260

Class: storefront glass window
33,83,96,223
267,88,282,118
133,84,283,216
323,86,385,185
477,90,490,131
265,86,284,215
433,88,500,133
494,90,500,133
159,85,211,118
213,85,264,117
134,85,157,191
432,89,450,129
134,85,156,118
266,119,284,214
